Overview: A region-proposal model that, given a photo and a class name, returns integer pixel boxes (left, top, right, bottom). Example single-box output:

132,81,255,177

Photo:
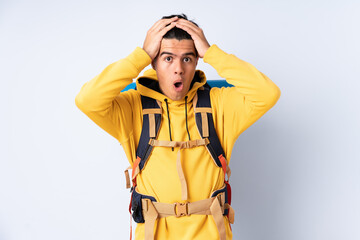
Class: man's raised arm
204,45,281,141
176,18,280,157
75,17,179,142
75,48,150,141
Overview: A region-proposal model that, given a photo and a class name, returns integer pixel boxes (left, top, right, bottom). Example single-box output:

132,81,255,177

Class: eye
183,57,191,62
165,56,172,62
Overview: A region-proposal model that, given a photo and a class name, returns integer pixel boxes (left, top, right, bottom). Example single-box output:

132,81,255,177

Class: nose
174,60,184,75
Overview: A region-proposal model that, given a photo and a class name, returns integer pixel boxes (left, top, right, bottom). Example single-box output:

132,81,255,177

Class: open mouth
174,82,182,88
174,81,184,91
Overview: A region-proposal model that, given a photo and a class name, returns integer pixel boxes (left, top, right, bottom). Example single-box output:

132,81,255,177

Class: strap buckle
174,202,189,217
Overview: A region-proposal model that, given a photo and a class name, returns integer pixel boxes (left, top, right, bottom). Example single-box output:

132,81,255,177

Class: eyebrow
159,52,196,57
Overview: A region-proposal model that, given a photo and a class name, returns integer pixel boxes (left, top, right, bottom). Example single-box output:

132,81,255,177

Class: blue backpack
123,80,234,240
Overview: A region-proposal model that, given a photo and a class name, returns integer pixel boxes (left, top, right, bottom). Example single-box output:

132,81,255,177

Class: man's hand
174,19,210,58
143,17,178,60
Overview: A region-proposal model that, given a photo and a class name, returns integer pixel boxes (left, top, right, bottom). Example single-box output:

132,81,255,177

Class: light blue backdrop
1,0,359,239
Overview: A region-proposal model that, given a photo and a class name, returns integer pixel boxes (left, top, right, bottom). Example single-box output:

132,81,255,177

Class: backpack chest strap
149,138,209,148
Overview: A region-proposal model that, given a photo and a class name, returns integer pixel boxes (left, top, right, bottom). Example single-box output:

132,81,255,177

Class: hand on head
142,15,210,60
142,17,179,60
173,18,210,58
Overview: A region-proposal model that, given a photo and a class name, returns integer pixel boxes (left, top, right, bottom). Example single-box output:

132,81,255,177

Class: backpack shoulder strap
193,86,228,173
134,95,162,175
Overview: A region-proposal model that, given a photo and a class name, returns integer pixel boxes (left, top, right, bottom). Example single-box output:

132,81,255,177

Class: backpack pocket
131,188,157,223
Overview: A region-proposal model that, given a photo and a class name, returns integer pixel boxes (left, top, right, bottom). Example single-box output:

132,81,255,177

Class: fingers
174,19,202,37
143,17,179,60
143,17,209,59
159,21,177,36
173,18,210,58
149,16,178,34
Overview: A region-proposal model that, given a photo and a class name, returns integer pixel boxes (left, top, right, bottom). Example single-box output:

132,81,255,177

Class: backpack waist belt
139,189,234,240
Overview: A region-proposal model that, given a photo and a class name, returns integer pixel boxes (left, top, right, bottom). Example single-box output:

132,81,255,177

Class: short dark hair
161,14,199,41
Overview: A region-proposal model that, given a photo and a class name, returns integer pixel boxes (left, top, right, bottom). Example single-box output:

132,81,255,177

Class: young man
76,14,280,240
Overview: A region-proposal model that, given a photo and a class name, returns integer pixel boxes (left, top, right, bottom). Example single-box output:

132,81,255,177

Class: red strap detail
219,154,232,229
225,180,232,229
129,157,141,240
132,156,141,186
129,212,133,240
218,154,227,180
225,180,232,205
128,189,133,239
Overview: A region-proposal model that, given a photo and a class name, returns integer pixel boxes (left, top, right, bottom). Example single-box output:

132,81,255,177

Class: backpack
124,83,234,240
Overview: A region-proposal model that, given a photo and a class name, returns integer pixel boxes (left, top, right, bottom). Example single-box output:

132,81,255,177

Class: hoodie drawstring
164,96,191,151
185,96,191,141
164,97,191,150
164,99,174,151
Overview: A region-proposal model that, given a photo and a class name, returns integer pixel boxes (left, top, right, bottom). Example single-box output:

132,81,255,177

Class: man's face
152,38,198,101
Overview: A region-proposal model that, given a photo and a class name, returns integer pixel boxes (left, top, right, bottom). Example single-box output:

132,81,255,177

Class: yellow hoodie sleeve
75,47,151,142
204,45,281,161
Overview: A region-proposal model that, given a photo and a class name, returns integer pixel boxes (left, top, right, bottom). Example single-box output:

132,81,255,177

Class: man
76,14,280,240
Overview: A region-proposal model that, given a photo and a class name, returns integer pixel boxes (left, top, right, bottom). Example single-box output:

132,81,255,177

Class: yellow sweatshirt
75,44,281,239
